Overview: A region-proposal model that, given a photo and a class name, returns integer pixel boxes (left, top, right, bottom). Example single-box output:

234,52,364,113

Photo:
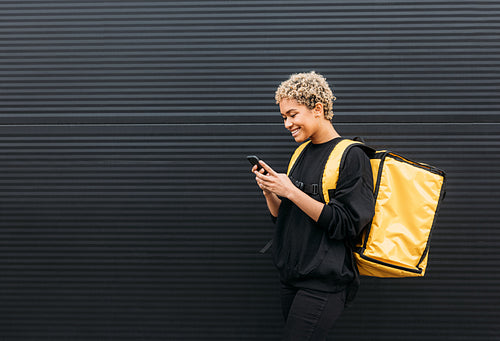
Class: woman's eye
282,114,297,120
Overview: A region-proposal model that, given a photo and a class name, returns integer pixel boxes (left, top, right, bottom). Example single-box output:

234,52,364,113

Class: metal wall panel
0,1,499,340
1,0,499,124
0,123,498,340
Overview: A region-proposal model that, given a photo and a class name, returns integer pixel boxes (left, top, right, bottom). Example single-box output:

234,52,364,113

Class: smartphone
247,155,267,174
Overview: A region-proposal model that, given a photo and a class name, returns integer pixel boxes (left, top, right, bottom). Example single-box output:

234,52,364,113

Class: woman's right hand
252,164,272,195
252,162,282,217
253,161,297,200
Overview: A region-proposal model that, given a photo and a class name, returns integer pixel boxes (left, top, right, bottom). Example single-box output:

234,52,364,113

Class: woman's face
279,98,322,143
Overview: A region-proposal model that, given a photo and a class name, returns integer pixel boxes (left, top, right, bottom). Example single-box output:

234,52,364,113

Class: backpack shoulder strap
322,139,364,204
287,140,311,176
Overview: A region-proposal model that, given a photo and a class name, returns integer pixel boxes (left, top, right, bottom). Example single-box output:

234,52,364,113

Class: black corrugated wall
0,1,499,340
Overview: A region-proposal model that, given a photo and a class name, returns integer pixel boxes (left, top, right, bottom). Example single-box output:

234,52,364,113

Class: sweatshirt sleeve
317,146,375,240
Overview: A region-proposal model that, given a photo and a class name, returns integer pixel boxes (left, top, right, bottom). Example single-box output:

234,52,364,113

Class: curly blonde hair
275,71,336,120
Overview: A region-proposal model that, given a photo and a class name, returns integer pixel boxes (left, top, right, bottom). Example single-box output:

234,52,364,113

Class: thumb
259,160,275,175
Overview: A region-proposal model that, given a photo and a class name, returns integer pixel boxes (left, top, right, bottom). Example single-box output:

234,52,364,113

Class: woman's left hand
254,161,297,199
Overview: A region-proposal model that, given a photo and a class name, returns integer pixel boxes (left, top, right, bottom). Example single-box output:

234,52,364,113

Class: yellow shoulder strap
286,139,363,203
287,140,311,176
322,139,362,203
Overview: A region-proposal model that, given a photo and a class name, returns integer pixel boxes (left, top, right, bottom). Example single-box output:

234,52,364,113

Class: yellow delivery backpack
287,139,446,278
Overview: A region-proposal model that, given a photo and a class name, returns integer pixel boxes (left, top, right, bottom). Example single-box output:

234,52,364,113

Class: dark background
0,1,498,340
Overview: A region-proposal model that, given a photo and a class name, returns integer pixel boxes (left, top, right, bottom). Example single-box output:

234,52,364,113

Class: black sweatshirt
272,137,375,295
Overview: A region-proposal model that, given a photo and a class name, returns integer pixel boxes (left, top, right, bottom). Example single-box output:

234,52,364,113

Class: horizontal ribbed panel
0,0,499,123
0,123,498,340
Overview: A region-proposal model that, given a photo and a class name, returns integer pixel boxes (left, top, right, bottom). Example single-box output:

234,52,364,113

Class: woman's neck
310,122,340,144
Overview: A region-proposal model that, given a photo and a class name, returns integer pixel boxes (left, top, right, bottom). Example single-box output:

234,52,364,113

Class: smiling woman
251,71,375,340
276,72,339,144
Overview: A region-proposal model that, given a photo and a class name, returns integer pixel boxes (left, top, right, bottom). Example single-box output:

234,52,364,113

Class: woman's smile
290,128,301,137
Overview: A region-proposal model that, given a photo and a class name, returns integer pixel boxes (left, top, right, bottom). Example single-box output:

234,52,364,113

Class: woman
252,71,375,340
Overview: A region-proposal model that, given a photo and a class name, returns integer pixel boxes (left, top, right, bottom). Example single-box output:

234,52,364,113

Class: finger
255,173,267,185
255,168,272,180
257,179,267,191
254,171,266,181
252,165,267,175
258,161,276,175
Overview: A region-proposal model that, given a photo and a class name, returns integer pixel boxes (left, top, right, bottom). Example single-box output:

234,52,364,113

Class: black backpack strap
259,239,273,254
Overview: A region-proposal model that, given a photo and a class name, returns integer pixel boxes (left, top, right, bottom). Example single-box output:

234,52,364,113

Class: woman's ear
313,103,324,118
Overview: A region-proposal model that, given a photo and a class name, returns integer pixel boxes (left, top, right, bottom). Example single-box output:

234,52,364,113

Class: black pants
280,283,346,341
